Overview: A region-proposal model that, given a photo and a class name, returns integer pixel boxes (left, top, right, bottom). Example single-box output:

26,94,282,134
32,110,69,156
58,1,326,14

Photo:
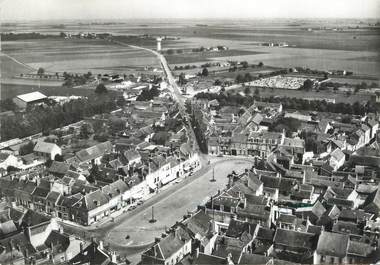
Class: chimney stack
98,240,104,250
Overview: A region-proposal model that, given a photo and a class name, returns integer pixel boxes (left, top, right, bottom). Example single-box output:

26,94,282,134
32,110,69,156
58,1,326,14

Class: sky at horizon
1,0,380,21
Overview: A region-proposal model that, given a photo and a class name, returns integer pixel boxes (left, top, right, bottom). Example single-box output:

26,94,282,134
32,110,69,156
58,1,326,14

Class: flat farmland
1,38,160,75
166,49,264,64
0,54,35,78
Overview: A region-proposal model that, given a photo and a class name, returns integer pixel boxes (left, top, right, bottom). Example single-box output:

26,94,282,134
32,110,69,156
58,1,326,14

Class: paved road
60,157,254,261
112,40,199,154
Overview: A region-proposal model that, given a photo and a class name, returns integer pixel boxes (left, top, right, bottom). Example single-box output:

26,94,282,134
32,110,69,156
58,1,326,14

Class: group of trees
269,117,302,137
173,65,197,71
0,95,118,141
95,83,108,94
62,71,93,87
136,86,160,101
228,61,264,72
1,32,58,41
194,92,379,116
300,131,325,154
300,79,315,91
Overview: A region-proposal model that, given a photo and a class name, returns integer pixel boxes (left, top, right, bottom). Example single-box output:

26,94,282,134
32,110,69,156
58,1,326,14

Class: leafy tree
0,98,17,112
37,67,45,77
95,83,108,94
136,86,160,101
341,115,352,124
179,72,186,85
236,74,244,83
19,141,35,156
258,62,264,67
254,88,260,97
214,79,222,86
88,164,99,183
241,61,249,69
301,79,314,91
7,165,18,174
244,73,253,82
244,86,251,95
79,123,93,139
201,67,209,77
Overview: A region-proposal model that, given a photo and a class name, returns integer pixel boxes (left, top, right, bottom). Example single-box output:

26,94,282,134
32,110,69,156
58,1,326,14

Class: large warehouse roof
16,91,47,103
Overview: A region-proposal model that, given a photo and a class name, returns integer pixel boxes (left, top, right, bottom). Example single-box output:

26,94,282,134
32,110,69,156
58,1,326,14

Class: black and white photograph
0,0,379,264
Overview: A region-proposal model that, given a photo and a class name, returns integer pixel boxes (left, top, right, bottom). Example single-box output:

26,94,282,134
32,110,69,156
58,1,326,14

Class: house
69,240,121,265
212,234,254,264
76,141,113,165
123,149,142,166
367,119,379,139
13,91,48,109
314,231,349,264
329,148,345,171
48,161,70,177
0,153,20,170
276,214,297,230
183,210,218,255
141,226,192,265
72,189,110,226
273,229,317,263
33,141,62,161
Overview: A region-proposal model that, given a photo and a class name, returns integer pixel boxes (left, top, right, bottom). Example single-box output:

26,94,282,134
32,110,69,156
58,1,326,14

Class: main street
60,157,254,261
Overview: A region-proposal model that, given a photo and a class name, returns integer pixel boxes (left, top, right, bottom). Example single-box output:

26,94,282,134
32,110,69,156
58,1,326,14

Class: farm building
13,91,48,109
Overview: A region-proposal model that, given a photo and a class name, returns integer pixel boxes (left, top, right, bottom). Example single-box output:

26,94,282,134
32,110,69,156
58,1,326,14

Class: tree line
0,95,118,141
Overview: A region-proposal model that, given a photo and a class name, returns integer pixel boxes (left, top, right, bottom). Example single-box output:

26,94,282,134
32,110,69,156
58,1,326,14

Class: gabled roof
82,190,109,211
317,231,349,258
330,148,345,162
124,149,141,161
183,210,213,239
76,141,112,163
33,141,59,154
101,180,129,199
274,229,316,250
143,226,191,260
48,161,69,175
226,219,257,238
69,241,110,265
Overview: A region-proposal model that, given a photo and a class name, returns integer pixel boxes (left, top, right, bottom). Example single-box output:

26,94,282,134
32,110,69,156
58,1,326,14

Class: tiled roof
317,231,349,258
33,141,59,154
76,141,112,163
48,161,69,175
274,229,316,250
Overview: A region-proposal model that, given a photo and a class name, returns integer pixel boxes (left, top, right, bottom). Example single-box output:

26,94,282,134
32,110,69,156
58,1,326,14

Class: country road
112,40,200,153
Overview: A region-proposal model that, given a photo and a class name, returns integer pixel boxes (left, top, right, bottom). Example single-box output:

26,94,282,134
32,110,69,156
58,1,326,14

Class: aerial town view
0,0,379,264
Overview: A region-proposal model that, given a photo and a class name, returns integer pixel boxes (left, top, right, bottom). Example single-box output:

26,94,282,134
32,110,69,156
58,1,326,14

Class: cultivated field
1,38,161,76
